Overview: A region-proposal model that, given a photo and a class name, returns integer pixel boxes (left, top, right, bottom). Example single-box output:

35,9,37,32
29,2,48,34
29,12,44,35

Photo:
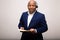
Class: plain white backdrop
0,0,60,40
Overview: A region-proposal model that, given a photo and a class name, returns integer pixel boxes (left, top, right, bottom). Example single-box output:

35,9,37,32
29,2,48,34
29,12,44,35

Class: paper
19,29,30,32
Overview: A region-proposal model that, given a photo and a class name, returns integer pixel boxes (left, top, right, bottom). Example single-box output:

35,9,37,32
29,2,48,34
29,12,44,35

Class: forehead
28,1,36,5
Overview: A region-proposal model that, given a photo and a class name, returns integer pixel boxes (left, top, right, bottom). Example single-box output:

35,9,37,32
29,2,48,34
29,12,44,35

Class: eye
32,5,35,6
28,5,35,7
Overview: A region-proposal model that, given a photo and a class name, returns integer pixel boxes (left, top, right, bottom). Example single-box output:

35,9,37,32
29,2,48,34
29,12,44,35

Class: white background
0,0,60,40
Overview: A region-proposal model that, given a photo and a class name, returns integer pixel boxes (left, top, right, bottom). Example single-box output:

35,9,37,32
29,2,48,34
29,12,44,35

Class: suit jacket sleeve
18,13,24,29
36,14,48,33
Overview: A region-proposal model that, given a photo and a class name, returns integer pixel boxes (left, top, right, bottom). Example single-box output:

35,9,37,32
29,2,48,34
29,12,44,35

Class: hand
29,28,36,33
20,27,24,30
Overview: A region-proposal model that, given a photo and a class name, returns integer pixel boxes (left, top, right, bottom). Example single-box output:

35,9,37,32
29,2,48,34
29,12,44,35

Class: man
18,0,48,40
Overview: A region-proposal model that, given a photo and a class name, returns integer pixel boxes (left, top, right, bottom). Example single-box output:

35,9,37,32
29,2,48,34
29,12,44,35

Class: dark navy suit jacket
18,11,48,40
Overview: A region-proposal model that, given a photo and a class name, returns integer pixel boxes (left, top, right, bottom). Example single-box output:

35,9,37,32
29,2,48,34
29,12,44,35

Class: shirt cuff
35,29,37,33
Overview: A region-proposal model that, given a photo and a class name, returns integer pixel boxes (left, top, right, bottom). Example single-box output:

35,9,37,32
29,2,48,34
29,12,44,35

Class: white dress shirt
27,12,35,27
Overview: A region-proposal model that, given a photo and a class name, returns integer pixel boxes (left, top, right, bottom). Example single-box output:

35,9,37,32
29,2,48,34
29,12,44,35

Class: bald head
28,0,38,8
27,0,38,14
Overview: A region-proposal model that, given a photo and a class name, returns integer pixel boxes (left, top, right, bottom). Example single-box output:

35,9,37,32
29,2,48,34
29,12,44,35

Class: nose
30,5,33,8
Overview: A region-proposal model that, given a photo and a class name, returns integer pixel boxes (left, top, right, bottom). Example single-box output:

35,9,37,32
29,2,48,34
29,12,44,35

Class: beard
29,9,36,14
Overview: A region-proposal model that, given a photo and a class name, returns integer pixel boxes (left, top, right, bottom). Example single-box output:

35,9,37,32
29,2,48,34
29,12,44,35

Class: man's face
28,1,36,14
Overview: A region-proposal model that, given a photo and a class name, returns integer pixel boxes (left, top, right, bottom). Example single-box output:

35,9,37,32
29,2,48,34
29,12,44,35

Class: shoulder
21,11,28,17
36,11,45,17
22,11,28,15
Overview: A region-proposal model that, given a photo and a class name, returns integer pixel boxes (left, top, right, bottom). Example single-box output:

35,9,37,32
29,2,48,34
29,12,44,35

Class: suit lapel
29,11,37,27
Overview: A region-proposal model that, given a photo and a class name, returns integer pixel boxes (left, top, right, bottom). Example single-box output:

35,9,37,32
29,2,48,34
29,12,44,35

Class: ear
36,5,38,8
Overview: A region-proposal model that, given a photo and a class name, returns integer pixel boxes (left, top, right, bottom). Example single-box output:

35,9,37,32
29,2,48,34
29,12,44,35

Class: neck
29,12,34,14
29,10,36,14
